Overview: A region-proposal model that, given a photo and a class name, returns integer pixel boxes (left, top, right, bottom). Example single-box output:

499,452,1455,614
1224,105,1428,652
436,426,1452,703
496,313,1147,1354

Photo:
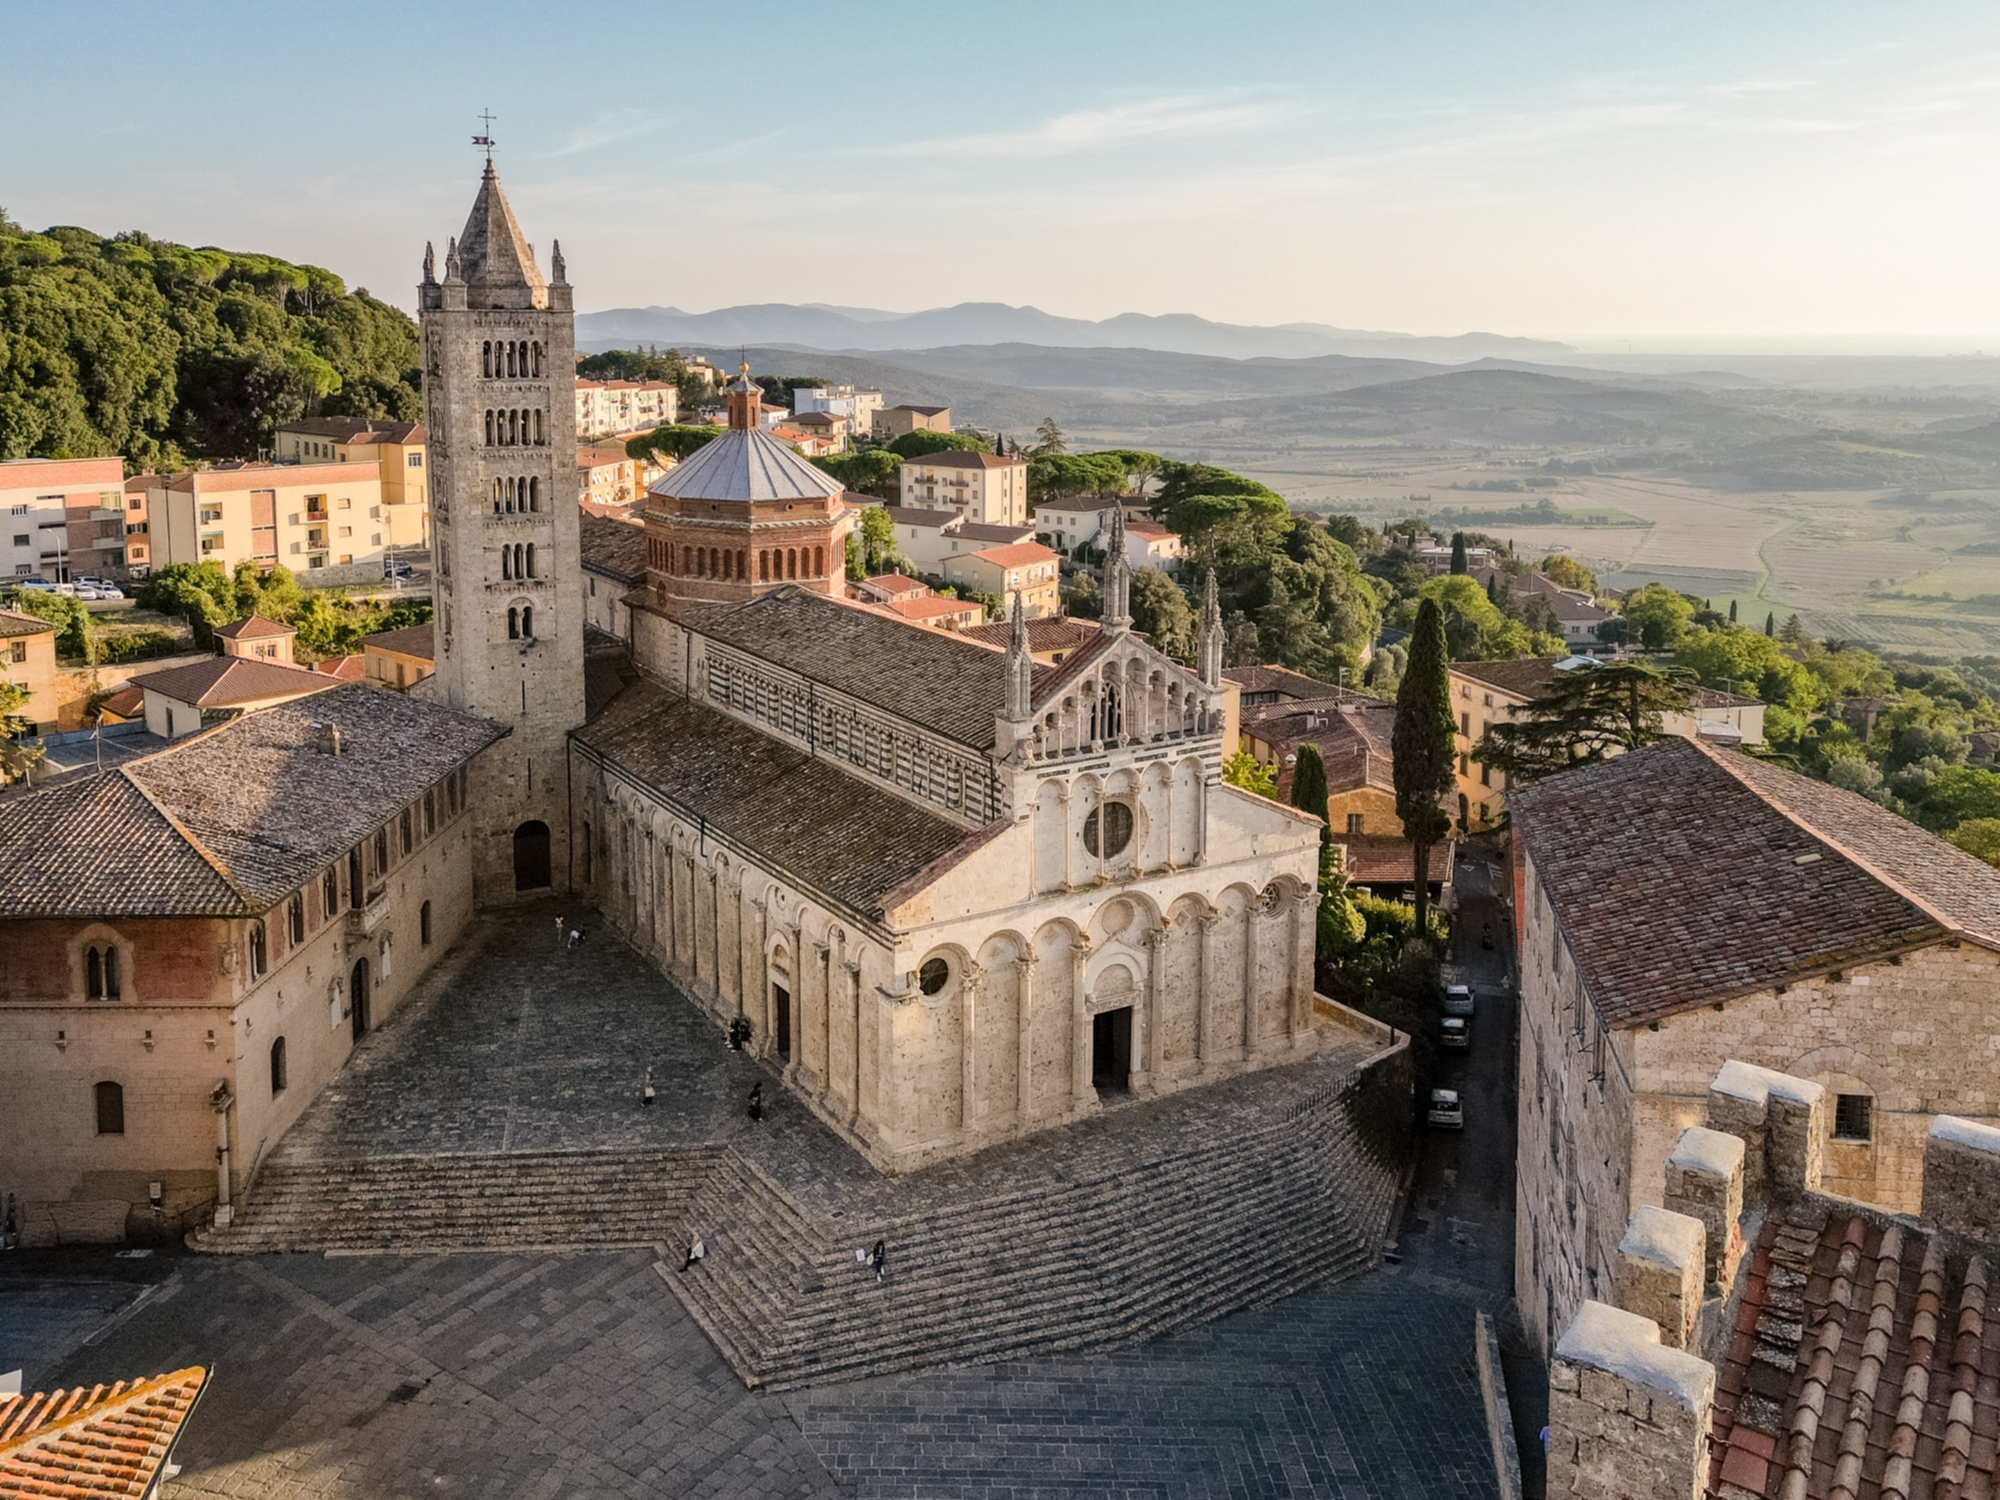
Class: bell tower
419,161,585,903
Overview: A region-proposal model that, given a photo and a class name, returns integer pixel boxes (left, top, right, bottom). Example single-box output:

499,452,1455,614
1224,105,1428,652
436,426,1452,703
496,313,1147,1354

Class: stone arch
1032,777,1068,892
70,922,132,1003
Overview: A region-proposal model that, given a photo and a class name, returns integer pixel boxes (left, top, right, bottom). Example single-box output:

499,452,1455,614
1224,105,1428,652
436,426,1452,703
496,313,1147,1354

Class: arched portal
350,956,370,1040
514,820,552,890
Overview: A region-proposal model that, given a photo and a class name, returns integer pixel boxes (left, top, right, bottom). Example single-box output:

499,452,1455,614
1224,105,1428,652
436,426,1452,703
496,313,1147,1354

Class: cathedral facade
424,167,1332,1172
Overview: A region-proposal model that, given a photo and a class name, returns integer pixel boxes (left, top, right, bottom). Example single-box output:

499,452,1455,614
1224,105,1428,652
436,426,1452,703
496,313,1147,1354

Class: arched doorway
350,956,370,1040
514,821,552,891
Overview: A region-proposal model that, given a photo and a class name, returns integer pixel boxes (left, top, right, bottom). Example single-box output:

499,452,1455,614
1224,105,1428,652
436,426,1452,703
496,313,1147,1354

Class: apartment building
578,445,642,512
0,609,59,734
272,418,428,547
873,403,950,440
899,450,1029,525
143,462,389,575
940,540,1061,617
1,457,130,583
574,379,677,439
791,384,882,436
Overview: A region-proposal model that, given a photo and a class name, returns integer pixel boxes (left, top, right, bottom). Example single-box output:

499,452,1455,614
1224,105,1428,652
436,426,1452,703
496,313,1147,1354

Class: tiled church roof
574,682,980,925
0,1367,208,1497
1509,736,2000,1027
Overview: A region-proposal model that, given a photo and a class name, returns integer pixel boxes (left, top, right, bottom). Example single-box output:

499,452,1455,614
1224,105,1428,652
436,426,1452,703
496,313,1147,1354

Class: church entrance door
1092,1007,1132,1093
513,821,552,891
774,985,791,1059
351,957,371,1041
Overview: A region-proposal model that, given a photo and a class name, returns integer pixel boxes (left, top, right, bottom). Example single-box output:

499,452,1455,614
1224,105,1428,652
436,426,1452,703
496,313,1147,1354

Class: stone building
0,686,503,1237
1544,1056,2000,1500
1509,734,2000,1354
418,161,586,904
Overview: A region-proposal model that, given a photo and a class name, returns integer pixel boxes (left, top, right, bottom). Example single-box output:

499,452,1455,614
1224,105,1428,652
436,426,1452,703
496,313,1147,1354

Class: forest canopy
0,209,422,468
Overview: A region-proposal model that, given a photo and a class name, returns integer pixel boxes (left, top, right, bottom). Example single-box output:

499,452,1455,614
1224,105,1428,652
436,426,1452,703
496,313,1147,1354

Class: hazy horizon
9,1,2000,352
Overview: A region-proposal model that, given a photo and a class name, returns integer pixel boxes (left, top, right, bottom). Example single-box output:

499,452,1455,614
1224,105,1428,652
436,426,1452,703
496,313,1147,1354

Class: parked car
92,583,125,599
383,558,414,580
12,577,55,593
1426,1088,1464,1130
51,581,77,597
1440,1015,1471,1052
1441,984,1475,1020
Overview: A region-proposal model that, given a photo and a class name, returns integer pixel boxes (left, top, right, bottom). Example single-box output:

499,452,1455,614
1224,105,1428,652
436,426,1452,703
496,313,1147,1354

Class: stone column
1288,889,1315,1045
749,897,769,1049
812,937,831,1095
847,959,863,1125
1141,928,1166,1093
643,827,657,951
1196,908,1220,1072
1070,937,1093,1111
786,916,805,1090
1015,950,1037,1124
663,836,679,971
1663,1126,1746,1294
705,864,720,1000
1058,784,1073,889
1240,897,1260,1058
960,962,983,1131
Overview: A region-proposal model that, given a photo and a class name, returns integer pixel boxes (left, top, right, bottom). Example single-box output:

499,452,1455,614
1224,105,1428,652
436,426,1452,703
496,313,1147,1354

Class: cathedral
421,166,1332,1172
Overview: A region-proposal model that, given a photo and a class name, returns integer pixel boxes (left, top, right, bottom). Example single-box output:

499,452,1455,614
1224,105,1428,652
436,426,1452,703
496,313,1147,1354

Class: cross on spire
472,109,497,160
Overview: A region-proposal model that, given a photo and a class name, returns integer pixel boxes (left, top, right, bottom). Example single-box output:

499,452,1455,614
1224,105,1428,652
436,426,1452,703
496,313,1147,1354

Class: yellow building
144,462,389,576
0,609,59,735
272,419,428,548
900,451,1029,526
941,542,1061,617
362,622,435,692
872,403,951,440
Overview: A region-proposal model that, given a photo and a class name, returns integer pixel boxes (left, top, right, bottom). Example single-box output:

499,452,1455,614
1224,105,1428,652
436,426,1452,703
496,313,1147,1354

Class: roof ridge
1690,736,1987,947
117,761,249,908
0,1367,206,1458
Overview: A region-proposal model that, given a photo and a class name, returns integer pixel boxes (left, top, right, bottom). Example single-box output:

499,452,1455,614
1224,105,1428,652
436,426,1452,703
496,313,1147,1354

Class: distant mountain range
574,301,1575,364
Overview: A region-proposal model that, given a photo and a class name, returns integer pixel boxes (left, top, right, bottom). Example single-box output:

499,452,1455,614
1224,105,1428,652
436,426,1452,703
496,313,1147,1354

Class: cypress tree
1765,611,1775,636
1290,741,1331,845
1729,599,1738,623
1450,531,1468,574
1485,574,1498,603
1392,598,1456,938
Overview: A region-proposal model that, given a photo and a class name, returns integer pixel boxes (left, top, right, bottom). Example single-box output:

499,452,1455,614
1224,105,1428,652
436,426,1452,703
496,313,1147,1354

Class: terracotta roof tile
0,610,56,640
212,614,293,641
1337,834,1454,885
363,623,435,660
1449,656,1563,698
573,682,982,925
128,656,332,708
904,451,1025,470
313,655,365,681
1508,736,2000,1026
0,1366,207,1498
966,542,1058,568
579,512,648,582
956,617,1101,655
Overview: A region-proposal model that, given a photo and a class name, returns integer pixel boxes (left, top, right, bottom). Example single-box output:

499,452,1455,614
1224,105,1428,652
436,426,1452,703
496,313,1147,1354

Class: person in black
747,1083,764,1122
870,1238,886,1283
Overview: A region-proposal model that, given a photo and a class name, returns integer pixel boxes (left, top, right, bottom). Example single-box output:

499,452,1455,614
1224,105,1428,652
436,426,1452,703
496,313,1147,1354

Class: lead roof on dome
649,428,844,503
456,163,545,296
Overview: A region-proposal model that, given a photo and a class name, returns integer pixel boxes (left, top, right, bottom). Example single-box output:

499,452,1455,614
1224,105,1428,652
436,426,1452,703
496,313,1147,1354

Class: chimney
316,722,342,756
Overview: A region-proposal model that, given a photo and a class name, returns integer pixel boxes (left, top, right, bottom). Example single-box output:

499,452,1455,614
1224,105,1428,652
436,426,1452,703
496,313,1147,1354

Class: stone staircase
191,1146,718,1254
662,1060,1403,1390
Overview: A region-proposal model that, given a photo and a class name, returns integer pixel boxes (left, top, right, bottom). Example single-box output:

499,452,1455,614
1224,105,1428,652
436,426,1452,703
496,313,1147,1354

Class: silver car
1427,1088,1464,1130
1440,1016,1470,1052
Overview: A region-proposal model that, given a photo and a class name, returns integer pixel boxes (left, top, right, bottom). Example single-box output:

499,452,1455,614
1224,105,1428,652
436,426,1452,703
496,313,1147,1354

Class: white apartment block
899,450,1029,526
1,457,129,582
791,384,883,434
142,462,390,576
575,379,678,439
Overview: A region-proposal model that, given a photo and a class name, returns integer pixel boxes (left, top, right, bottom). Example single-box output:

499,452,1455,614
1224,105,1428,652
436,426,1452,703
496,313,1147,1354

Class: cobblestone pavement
6,1248,1496,1500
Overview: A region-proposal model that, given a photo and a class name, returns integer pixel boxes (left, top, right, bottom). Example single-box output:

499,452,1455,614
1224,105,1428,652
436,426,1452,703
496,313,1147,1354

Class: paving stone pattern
12,1249,1498,1500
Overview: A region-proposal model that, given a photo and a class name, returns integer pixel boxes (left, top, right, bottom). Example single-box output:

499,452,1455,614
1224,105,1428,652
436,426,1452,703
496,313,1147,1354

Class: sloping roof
1691,686,1761,709
577,445,633,468
888,595,981,623
1338,834,1455,886
965,542,1058,569
0,609,53,639
0,1367,208,1498
1509,736,2000,1027
1223,665,1347,701
905,450,1025,470
98,684,145,718
579,512,648,582
1449,656,1562,698
688,586,1045,750
574,683,980,925
314,655,365,681
456,162,545,294
276,416,422,443
887,404,949,416
1248,697,1399,796
957,616,1100,655
1704,1206,2000,1500
129,656,332,709
649,428,842,503
213,614,293,641
882,506,956,530
364,622,435,661
0,685,506,918
956,521,1037,545
861,574,931,598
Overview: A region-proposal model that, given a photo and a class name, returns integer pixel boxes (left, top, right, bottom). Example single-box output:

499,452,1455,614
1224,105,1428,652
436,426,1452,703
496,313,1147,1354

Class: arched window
501,547,512,581
348,847,363,909
521,604,534,638
760,551,770,582
249,921,267,979
270,1036,288,1095
535,408,545,444
482,342,492,378
288,894,305,945
485,410,495,445
526,543,536,579
399,808,413,855
721,549,732,580
528,477,539,511
86,946,104,1000
531,342,541,376
420,899,433,946
323,866,339,918
95,1080,124,1135
492,477,502,507
787,548,798,580
737,549,747,580
813,545,824,577
507,342,517,377
508,607,520,640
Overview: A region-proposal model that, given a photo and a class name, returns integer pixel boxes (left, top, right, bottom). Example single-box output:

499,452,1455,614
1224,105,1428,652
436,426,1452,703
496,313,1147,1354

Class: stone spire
422,240,436,285
551,239,566,285
1102,503,1131,633
456,161,546,307
1005,590,1033,721
1198,567,1223,687
443,236,462,283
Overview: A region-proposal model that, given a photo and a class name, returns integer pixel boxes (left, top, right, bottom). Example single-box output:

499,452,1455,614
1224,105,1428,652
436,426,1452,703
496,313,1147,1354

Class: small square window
1833,1093,1873,1142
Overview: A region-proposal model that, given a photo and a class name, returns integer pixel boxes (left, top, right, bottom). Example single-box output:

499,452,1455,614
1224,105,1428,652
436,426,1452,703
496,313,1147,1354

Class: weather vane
472,109,496,160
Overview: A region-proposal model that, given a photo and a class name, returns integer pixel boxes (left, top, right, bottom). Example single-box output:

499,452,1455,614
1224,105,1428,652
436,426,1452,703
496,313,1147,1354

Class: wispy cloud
539,109,669,159
871,92,1298,160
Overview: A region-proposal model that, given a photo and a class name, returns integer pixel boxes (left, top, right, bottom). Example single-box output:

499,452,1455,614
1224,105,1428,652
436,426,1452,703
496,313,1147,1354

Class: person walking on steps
642,1067,655,1109
681,1235,706,1272
747,1083,764,1122
870,1238,886,1283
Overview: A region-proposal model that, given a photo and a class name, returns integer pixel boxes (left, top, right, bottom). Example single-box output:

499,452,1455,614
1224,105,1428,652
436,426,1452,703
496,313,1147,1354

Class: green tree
1449,532,1468,574
1675,626,1818,711
0,678,43,784
1128,567,1195,661
627,423,721,462
1780,613,1805,643
1221,748,1277,798
1622,583,1697,650
1765,612,1775,636
137,561,234,646
1028,452,1126,510
886,429,990,460
812,448,902,500
1094,448,1163,494
1474,662,1695,785
1542,554,1596,593
1415,574,1543,660
1030,416,1066,457
1728,599,1738,623
1392,598,1456,936
13,589,95,662
1946,817,2000,866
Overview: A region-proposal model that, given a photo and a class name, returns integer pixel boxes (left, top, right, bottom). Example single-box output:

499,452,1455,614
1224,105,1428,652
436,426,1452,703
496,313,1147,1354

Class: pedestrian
870,1238,886,1283
642,1067,655,1109
747,1083,764,1122
567,926,582,951
681,1235,706,1272
555,915,565,949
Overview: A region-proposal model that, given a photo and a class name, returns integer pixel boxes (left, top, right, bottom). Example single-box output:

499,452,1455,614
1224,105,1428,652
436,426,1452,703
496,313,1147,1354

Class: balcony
346,887,390,936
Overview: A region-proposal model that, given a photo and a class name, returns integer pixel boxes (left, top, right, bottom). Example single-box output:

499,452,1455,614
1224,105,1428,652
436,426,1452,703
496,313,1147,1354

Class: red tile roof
906,450,1025,470
129,656,333,708
0,609,54,640
363,623,435,661
967,542,1058,569
956,616,1101,656
863,574,931,598
1244,696,1399,797
1337,834,1455,886
888,595,982,623
1448,656,1563,698
1509,736,2000,1027
212,614,293,641
0,1367,208,1498
313,654,365,681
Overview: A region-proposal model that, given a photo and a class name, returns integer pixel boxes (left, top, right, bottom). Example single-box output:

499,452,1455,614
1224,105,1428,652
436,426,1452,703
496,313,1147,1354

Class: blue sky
8,1,2000,347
